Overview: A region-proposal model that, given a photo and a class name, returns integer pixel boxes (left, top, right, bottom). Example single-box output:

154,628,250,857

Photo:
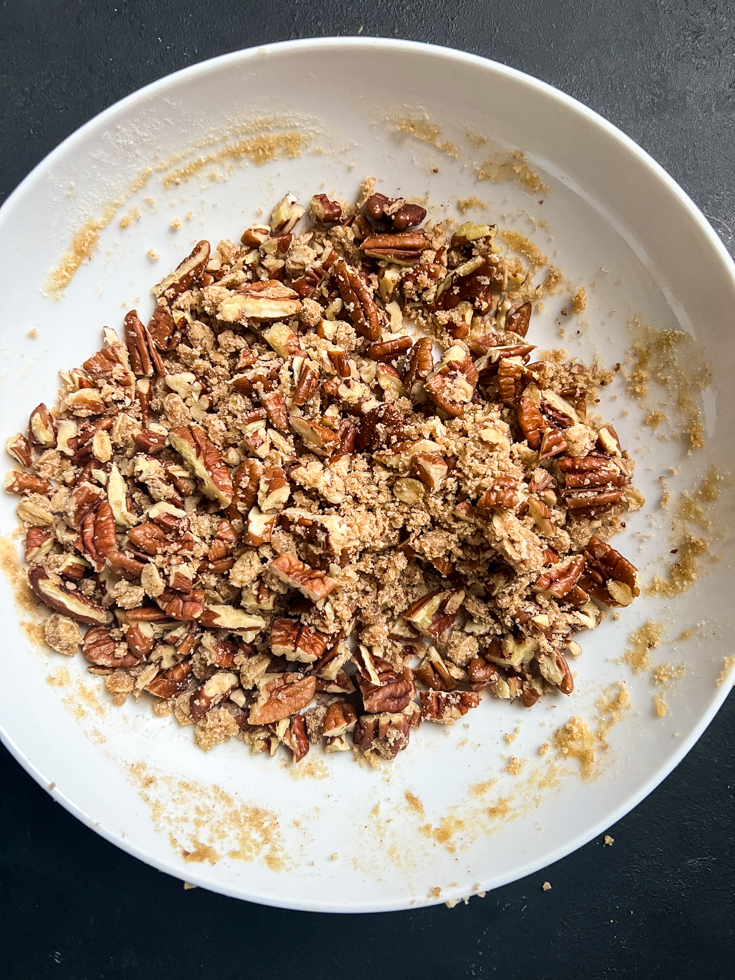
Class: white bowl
0,38,733,913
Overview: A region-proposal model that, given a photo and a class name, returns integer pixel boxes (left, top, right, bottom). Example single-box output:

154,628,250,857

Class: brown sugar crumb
572,287,586,315
553,717,596,779
644,409,667,430
654,694,668,717
504,756,524,775
147,249,160,261
182,840,219,864
652,662,685,686
10,182,644,768
542,881,552,891
539,742,550,756
405,790,424,816
603,835,614,846
457,196,486,213
626,314,712,452
477,149,550,195
393,116,460,159
183,881,197,889
624,620,665,674
717,656,735,686
162,131,308,189
171,218,181,231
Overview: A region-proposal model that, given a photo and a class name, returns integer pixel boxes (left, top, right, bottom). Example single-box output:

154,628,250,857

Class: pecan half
359,666,414,714
477,478,520,511
579,536,639,606
28,566,111,625
293,361,320,406
420,690,480,724
332,258,380,341
361,230,429,265
156,587,205,622
366,336,413,362
403,337,434,392
169,424,233,507
229,459,262,520
356,403,405,452
124,311,165,378
80,500,117,570
365,193,427,230
218,280,302,322
148,306,186,351
468,656,499,692
506,301,532,338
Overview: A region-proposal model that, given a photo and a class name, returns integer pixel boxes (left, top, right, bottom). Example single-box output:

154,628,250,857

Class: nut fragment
580,536,639,606
332,258,380,341
248,673,317,725
154,240,210,299
168,424,233,507
270,553,338,602
218,281,302,322
420,690,480,724
28,567,112,625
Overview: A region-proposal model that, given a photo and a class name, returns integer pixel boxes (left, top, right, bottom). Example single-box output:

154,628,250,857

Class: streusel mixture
6,182,643,763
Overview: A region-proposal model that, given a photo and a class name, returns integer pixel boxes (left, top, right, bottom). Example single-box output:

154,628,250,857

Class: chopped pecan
356,403,404,452
154,240,210,299
169,424,233,507
25,527,53,563
532,555,586,598
190,671,239,721
229,459,262,520
208,519,238,564
248,673,317,725
539,427,567,460
29,404,57,447
335,417,356,455
260,391,290,433
270,618,327,663
361,230,430,265
365,193,427,230
309,194,343,223
415,648,457,692
420,690,480,724
322,700,358,738
332,258,380,341
366,336,413,362
148,306,186,351
270,553,337,602
282,714,310,762
558,454,628,490
4,472,52,495
132,429,168,454
146,659,193,699
517,393,545,450
468,656,499,692
506,301,532,337
258,467,290,513
289,416,340,456
218,280,302,322
123,622,155,658
579,536,639,606
127,522,167,556
293,361,320,406
83,343,132,388
403,337,435,392
403,590,462,638
28,566,111,625
156,587,205,622
270,192,304,234
477,478,520,511
497,357,531,406
124,311,165,377
598,424,622,456
80,500,117,570
424,345,478,417
563,488,624,518
410,452,448,490
6,433,33,468
359,665,414,713
83,626,141,668
352,712,412,759
435,255,503,312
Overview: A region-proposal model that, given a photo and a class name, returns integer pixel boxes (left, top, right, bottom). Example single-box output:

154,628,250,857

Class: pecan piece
424,345,478,417
29,404,57,447
558,454,628,490
366,336,413,362
403,337,434,392
539,427,567,461
359,665,414,714
420,690,480,724
468,656,499,692
506,301,532,338
517,393,545,450
410,453,448,490
123,311,165,378
352,712,412,759
364,193,427,230
80,500,117,570
270,553,337,602
190,671,239,722
309,194,342,223
228,459,262,520
403,590,462,639
28,567,111,625
322,700,358,738
25,527,53,563
477,478,520,511
293,361,320,406
248,673,317,725
127,522,167,556
146,659,193,699
332,258,380,341
579,536,640,607
260,391,290,433
156,588,205,622
83,626,140,668
497,357,531,406
6,433,33,468
282,714,310,762
4,472,52,495
361,230,430,265
168,424,233,507
148,306,186,351
356,403,404,452
532,555,586,598
154,240,210,299
289,416,340,457
132,429,168,454
218,280,302,322
270,618,327,663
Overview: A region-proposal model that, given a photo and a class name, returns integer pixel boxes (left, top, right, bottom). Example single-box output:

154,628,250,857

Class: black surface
1,2,733,978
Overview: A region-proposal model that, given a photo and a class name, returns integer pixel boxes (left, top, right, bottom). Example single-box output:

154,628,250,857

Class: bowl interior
0,39,733,912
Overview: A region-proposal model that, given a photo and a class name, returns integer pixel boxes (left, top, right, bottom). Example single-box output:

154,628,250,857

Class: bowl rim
1,36,734,912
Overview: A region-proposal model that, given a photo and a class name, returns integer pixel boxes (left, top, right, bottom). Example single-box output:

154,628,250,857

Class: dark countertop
1,2,733,978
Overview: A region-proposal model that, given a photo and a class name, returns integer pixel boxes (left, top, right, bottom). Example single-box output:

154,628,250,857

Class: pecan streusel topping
6,183,642,764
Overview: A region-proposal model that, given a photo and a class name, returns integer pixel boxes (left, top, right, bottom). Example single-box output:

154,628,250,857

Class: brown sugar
476,149,550,195
624,620,665,674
